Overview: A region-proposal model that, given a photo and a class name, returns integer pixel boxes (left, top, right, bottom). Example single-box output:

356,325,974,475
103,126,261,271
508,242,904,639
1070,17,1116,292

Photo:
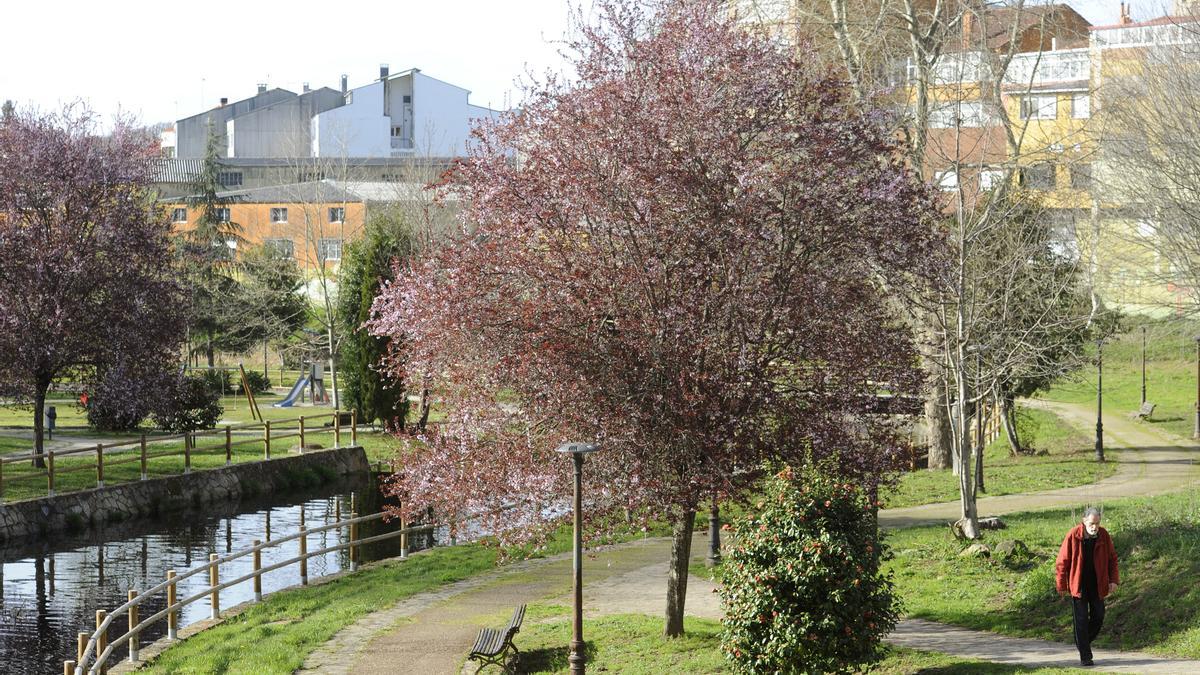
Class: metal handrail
73,509,422,674
0,410,355,502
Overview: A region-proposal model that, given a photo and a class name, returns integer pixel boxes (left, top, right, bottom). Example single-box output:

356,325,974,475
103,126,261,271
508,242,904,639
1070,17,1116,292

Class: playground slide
274,375,310,408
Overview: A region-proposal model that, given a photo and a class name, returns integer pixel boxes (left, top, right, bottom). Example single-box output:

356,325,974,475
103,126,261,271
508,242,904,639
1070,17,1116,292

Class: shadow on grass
517,643,593,673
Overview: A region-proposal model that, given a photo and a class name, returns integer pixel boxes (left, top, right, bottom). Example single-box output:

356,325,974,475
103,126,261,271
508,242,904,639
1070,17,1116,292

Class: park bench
1132,401,1156,420
467,603,525,673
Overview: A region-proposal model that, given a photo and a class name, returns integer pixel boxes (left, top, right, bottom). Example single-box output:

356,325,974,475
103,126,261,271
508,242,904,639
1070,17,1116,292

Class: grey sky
0,1,1161,127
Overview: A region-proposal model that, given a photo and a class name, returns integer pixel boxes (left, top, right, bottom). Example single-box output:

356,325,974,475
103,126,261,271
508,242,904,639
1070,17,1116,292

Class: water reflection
0,475,426,675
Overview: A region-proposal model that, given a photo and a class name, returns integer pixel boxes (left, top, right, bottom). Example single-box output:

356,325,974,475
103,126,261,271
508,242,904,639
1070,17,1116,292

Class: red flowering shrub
719,465,899,674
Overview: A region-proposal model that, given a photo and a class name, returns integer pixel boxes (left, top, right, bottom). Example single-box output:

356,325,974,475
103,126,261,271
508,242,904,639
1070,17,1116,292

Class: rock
994,539,1030,559
959,543,991,558
979,517,1007,530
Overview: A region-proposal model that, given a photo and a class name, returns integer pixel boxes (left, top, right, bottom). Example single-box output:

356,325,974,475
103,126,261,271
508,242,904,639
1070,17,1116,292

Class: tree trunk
32,385,47,469
664,509,695,638
1002,395,1021,456
925,389,952,470
417,385,431,431
327,324,340,409
205,328,215,368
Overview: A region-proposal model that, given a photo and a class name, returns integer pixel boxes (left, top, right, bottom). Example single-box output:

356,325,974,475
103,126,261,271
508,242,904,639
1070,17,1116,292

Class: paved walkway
880,399,1200,529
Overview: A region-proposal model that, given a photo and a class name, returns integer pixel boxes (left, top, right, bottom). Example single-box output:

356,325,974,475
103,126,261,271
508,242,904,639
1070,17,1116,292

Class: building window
1071,93,1091,119
217,171,243,187
928,101,991,129
213,207,231,223
317,237,343,262
171,208,188,223
979,169,1005,191
1021,164,1056,190
1070,163,1092,190
328,207,345,223
1020,95,1057,120
935,169,959,192
264,238,295,258
270,207,288,224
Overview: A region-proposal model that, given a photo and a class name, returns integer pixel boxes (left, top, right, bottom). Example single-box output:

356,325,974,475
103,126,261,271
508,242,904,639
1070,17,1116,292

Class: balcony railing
1004,49,1090,86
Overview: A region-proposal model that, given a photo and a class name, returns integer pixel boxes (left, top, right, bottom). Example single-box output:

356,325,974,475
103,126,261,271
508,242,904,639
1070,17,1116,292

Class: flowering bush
719,465,900,674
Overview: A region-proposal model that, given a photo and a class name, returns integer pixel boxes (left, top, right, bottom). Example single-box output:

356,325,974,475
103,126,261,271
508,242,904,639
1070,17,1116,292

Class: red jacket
1055,524,1119,599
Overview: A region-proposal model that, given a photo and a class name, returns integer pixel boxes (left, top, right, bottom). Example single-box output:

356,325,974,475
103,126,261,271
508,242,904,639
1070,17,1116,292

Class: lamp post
1141,325,1147,405
1096,339,1105,463
556,441,600,675
1193,336,1200,439
706,498,721,567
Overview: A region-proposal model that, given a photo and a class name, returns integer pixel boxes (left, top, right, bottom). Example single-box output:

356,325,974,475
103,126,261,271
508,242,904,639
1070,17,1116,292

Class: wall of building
177,89,296,159
312,81,391,157
228,89,344,158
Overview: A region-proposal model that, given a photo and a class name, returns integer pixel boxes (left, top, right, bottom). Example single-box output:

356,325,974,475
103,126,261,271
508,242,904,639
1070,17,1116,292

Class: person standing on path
1055,507,1119,667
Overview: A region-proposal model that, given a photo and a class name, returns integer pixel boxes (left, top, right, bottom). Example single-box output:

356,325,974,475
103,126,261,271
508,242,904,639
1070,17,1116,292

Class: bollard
298,416,306,452
96,443,104,488
209,554,220,620
351,410,358,444
139,435,147,480
47,448,55,496
253,539,262,602
349,512,358,572
225,426,232,465
127,589,140,663
95,610,107,672
264,421,272,459
184,434,192,474
334,409,341,447
299,526,309,585
166,570,178,640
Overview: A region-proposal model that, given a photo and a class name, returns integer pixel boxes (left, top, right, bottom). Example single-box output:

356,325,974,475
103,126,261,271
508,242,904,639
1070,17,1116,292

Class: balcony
1004,49,1090,87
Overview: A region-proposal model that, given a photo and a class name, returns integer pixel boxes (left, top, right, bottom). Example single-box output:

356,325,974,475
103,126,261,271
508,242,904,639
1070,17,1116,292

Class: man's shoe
1081,659,1095,667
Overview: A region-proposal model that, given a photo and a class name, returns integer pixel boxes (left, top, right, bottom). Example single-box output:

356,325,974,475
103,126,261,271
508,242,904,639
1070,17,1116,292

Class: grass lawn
882,407,1117,509
887,487,1200,658
1042,320,1200,440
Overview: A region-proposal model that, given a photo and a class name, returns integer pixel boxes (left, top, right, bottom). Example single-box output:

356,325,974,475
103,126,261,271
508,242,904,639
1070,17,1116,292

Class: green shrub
719,465,900,674
239,370,273,395
152,374,224,432
195,369,233,395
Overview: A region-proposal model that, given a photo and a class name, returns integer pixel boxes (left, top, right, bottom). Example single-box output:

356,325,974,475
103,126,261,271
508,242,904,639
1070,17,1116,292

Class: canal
0,475,426,674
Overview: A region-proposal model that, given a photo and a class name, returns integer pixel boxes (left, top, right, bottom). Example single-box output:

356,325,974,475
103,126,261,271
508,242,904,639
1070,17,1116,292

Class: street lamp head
556,442,600,455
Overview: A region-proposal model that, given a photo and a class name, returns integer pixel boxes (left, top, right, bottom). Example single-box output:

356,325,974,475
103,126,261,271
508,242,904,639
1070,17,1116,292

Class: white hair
1083,506,1102,520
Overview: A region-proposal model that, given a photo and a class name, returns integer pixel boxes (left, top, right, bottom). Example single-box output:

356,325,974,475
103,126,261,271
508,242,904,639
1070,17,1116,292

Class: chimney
219,97,229,107
380,63,390,80
303,82,310,93
1121,2,1134,24
341,74,348,93
257,83,267,94
962,12,974,49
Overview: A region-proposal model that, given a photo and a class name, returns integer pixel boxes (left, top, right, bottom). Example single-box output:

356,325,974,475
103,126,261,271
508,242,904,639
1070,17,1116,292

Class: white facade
312,69,501,159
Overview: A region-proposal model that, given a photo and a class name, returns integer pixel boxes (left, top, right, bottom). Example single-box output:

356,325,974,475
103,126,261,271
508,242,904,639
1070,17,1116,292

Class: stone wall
0,446,368,543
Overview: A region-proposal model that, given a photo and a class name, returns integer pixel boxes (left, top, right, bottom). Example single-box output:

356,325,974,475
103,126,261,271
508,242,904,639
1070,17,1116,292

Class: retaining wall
0,446,369,543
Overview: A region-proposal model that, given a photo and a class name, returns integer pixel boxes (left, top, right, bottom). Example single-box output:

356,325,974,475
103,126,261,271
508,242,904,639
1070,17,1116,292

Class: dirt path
880,399,1200,529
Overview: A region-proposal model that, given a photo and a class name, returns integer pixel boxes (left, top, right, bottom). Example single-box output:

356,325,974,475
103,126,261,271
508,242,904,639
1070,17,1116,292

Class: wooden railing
0,410,358,503
66,505,424,675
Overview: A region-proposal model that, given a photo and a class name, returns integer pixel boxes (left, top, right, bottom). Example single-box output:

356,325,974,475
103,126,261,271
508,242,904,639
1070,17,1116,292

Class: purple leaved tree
0,106,186,467
370,0,946,636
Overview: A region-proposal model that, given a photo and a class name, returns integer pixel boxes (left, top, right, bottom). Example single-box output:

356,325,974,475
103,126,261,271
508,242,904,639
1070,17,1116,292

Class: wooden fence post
298,416,306,452
401,514,409,559
253,539,262,602
47,448,55,496
166,570,177,640
139,435,147,481
209,553,220,620
299,526,308,585
264,421,272,459
127,589,139,663
96,443,104,488
0,457,5,503
183,434,192,475
351,410,358,445
95,609,107,673
77,631,87,665
349,511,358,572
64,660,75,675
334,409,341,447
225,426,232,465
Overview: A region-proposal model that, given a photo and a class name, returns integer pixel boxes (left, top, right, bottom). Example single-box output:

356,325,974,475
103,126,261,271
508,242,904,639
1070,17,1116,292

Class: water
0,475,428,675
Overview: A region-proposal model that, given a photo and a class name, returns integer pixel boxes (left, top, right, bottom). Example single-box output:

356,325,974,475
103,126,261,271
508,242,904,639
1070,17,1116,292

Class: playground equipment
275,362,330,408
184,365,262,421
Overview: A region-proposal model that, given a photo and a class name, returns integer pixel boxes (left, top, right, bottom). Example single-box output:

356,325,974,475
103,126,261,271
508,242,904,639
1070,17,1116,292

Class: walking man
1055,506,1119,667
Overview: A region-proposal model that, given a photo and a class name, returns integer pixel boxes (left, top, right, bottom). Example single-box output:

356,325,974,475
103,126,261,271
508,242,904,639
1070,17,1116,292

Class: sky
0,0,1169,127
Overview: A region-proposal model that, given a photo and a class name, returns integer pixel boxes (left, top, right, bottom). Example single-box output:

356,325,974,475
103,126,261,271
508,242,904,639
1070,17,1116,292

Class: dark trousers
1071,595,1106,662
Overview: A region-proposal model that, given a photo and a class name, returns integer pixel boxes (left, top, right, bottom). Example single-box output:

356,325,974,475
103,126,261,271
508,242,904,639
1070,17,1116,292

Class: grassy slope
1042,320,1200,440
888,488,1200,658
883,407,1117,509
